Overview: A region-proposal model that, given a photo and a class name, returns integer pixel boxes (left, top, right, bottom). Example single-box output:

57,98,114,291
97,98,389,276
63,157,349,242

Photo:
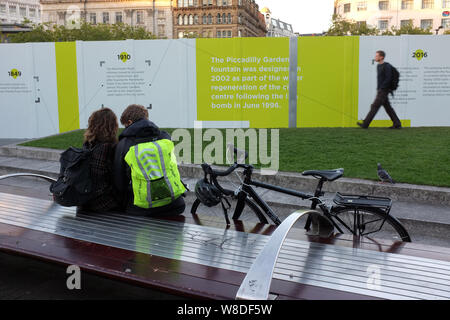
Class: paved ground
0,139,26,147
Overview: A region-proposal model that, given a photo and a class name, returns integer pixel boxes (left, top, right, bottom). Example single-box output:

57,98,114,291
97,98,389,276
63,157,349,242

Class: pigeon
377,163,395,184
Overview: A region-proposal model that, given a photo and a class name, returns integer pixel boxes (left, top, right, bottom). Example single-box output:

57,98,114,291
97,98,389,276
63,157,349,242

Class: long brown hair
84,108,119,144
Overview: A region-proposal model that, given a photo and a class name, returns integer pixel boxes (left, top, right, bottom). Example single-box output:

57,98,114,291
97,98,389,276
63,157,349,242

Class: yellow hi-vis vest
124,139,186,209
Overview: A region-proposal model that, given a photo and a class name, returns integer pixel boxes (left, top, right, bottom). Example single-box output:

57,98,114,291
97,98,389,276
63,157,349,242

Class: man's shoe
388,125,402,129
356,121,368,129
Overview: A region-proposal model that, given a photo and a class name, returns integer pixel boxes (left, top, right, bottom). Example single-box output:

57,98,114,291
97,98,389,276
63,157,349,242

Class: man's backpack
124,139,186,209
389,64,400,93
50,145,97,207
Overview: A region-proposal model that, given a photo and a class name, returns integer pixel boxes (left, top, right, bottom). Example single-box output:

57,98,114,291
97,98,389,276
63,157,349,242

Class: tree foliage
381,21,433,35
326,14,436,36
8,21,157,43
326,14,378,36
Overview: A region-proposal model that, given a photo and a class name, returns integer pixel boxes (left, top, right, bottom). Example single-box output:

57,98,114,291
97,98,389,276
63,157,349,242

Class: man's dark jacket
377,62,393,90
113,118,170,208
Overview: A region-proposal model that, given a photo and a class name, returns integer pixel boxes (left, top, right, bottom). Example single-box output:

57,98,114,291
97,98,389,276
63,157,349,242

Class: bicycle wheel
191,195,268,225
330,206,411,242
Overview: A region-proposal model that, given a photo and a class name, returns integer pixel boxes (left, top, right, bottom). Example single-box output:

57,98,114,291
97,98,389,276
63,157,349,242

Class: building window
379,1,389,10
222,13,226,24
29,8,36,17
158,25,165,36
189,14,193,25
136,11,143,24
442,18,450,28
227,30,232,37
420,19,433,29
400,19,413,27
401,0,413,9
115,12,122,23
228,13,232,24
178,15,183,25
202,14,206,24
178,31,184,38
238,29,242,37
48,12,56,22
19,7,26,17
9,5,17,16
103,12,109,24
378,20,388,30
194,15,198,24
344,3,351,12
443,0,450,8
238,14,242,23
217,30,221,38
183,14,188,25
422,0,434,9
0,4,6,14
89,13,96,24
357,1,367,11
208,14,212,24
217,13,222,24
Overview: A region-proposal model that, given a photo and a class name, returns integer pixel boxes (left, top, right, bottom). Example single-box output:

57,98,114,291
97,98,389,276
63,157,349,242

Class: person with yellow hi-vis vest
113,104,186,216
125,139,186,209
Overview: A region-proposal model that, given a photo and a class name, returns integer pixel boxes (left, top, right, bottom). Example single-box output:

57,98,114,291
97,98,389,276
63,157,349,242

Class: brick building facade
173,0,267,38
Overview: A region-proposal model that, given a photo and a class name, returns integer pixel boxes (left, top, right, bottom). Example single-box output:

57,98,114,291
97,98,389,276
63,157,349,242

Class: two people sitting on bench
79,104,186,216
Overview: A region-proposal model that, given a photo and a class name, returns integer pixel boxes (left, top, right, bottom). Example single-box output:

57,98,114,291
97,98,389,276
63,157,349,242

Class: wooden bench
1,174,450,300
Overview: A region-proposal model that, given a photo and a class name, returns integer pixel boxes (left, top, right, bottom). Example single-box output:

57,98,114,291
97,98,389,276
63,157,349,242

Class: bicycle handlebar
201,162,252,177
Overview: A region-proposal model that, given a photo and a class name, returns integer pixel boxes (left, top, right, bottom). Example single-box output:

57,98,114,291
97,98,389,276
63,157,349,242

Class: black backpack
389,64,400,93
50,145,97,207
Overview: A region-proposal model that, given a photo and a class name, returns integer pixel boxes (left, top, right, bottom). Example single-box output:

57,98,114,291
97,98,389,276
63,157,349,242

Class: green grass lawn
20,127,450,187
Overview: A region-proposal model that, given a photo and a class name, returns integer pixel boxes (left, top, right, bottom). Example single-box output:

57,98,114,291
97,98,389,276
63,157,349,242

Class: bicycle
191,148,412,242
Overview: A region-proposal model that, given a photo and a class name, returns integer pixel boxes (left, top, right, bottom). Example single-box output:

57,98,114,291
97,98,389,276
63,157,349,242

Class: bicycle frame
217,165,344,232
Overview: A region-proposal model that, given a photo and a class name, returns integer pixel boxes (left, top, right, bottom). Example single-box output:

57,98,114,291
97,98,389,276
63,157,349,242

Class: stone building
40,0,174,38
335,0,450,33
173,0,267,38
0,0,41,24
260,7,295,37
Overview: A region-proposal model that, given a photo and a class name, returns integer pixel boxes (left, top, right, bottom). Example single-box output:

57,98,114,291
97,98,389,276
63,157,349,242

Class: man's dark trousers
362,89,401,128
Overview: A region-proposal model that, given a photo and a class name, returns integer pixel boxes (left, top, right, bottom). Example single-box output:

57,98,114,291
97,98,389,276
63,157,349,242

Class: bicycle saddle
301,168,344,181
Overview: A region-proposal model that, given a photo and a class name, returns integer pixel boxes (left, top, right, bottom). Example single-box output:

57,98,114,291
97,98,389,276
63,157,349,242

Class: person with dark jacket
357,50,402,129
79,108,120,213
113,104,185,216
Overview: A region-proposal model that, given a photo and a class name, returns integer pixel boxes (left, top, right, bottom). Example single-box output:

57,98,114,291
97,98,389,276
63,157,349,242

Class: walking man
357,50,402,129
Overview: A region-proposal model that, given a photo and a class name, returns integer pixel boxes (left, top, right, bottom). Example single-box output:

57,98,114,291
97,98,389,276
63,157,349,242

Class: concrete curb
1,144,450,206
